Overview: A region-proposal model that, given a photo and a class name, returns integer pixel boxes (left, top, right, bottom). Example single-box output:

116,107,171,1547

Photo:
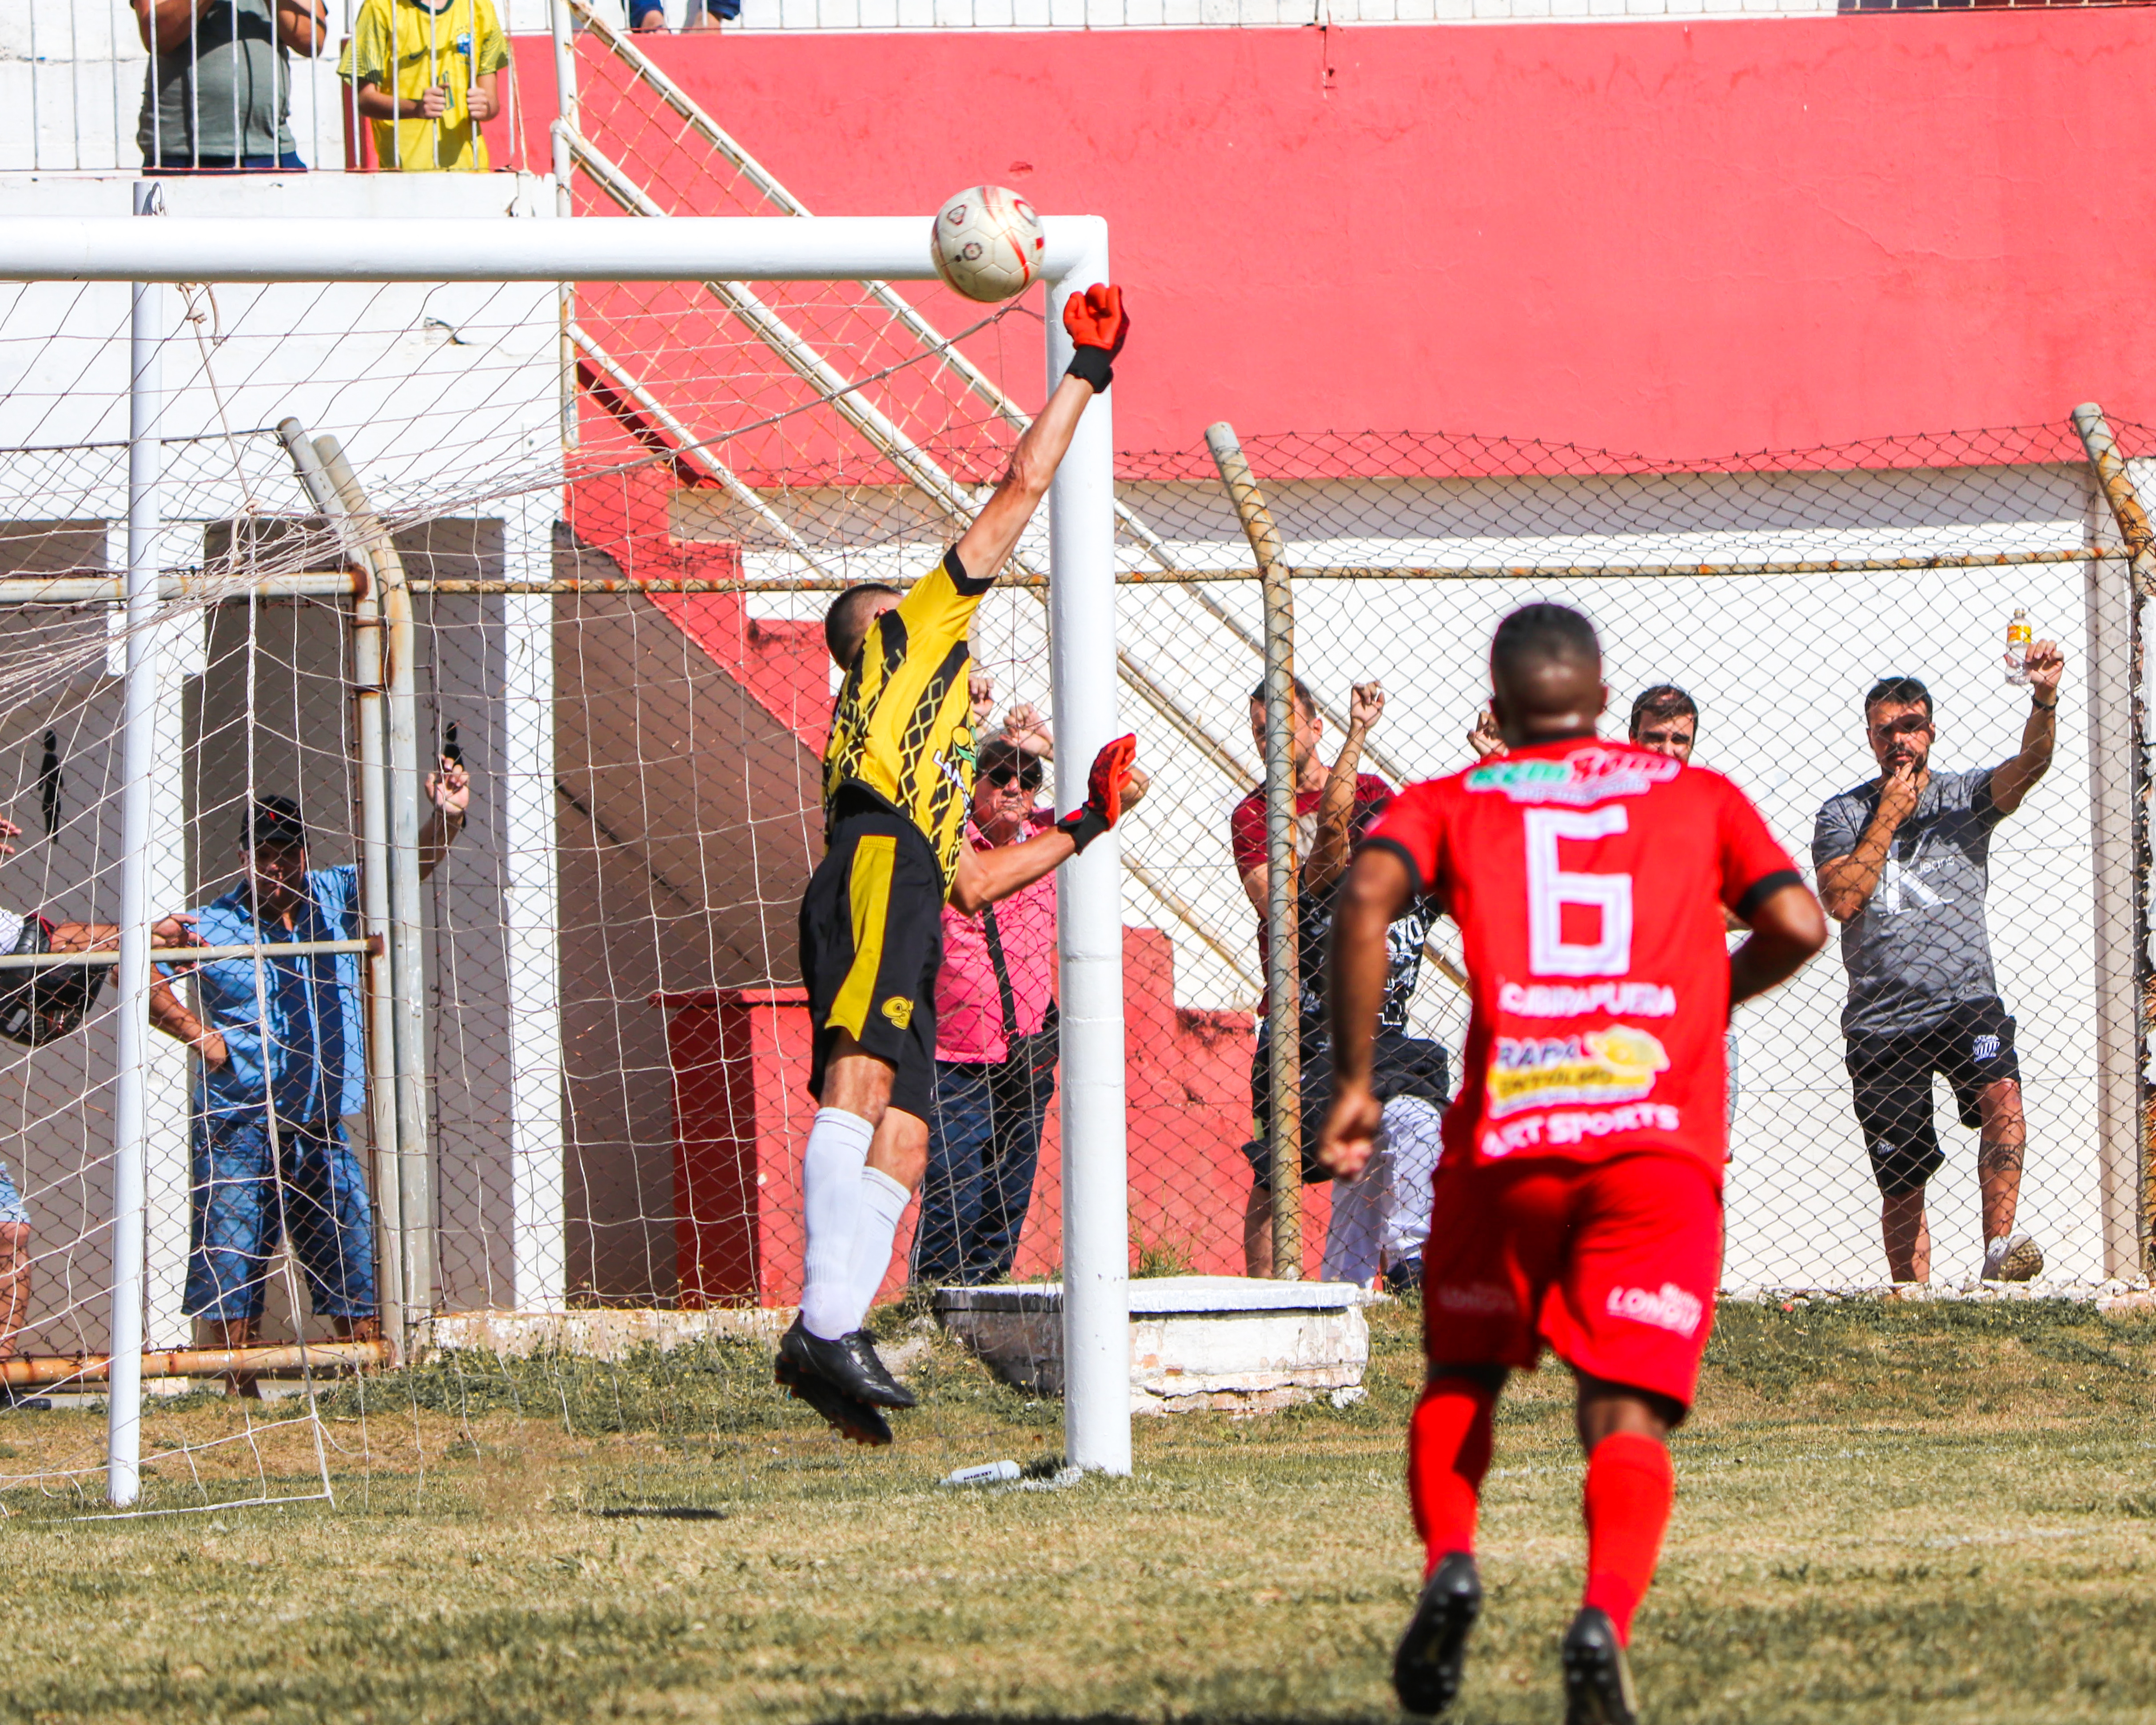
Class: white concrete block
937,1275,1371,1413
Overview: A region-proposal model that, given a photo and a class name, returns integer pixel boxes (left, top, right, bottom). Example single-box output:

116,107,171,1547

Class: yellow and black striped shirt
822,548,992,891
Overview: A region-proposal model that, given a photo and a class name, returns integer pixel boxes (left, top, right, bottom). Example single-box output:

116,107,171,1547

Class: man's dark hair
1629,683,1699,736
976,738,1044,787
824,583,902,667
1490,603,1600,680
1863,675,1933,723
1247,675,1317,716
244,794,307,851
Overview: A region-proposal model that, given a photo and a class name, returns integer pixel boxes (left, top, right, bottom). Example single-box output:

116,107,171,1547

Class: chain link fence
1089,423,2152,1294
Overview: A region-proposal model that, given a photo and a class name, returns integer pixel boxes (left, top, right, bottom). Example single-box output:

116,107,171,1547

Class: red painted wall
521,12,2156,461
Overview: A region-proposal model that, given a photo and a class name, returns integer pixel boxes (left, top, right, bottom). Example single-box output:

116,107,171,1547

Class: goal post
0,205,1134,1491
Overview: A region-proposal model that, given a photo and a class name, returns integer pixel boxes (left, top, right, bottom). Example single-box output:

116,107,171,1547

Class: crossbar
0,216,1102,286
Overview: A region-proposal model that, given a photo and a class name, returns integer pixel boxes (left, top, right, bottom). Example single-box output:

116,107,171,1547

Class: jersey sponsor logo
1432,1281,1518,1318
932,741,975,798
1605,1282,1706,1339
1487,1026,1669,1118
1479,1101,1682,1159
1464,746,1679,806
1498,980,1677,1018
881,996,913,1028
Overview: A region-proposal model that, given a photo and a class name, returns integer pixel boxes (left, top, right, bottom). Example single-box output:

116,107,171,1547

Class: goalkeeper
781,285,1138,1447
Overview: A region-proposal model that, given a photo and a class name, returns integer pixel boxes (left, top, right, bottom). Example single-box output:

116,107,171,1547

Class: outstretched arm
948,735,1139,914
1306,681,1383,896
950,287,1128,584
419,758,471,880
1990,639,2063,816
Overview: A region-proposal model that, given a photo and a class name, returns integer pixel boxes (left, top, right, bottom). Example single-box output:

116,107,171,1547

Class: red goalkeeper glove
1055,734,1138,854
1062,284,1128,394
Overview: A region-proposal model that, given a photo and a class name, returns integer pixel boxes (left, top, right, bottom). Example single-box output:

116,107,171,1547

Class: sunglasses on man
984,766,1043,791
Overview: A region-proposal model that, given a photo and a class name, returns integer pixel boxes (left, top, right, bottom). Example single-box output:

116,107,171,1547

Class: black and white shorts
799,807,945,1122
1844,996,2021,1197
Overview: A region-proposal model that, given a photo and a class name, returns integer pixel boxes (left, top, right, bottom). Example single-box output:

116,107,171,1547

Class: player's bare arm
950,286,1128,584
1314,843,1414,1181
1305,680,1383,896
1729,882,1829,1010
1988,638,2062,815
948,735,1140,914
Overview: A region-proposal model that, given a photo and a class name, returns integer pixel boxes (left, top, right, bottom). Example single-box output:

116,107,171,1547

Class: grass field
1,1295,2153,1723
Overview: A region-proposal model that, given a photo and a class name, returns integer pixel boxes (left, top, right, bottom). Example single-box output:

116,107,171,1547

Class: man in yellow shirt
339,0,510,173
779,285,1138,1446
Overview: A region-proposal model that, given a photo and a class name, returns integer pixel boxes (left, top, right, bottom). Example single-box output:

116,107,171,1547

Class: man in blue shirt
150,776,467,1392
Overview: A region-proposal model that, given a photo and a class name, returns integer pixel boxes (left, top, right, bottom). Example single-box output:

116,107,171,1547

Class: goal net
0,148,2149,1515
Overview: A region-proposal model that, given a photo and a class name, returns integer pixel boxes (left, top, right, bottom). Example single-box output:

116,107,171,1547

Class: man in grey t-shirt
134,0,327,172
1813,651,2063,1286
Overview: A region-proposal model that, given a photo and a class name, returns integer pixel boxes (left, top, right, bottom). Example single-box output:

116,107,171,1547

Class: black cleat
777,1315,915,1410
1561,1607,1640,1725
840,1330,917,1409
773,1349,892,1447
1392,1550,1481,1717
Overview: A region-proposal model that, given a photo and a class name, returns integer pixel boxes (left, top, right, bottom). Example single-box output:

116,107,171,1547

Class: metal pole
1206,422,1301,1281
277,419,405,1359
108,180,165,1507
2072,403,2154,1275
1046,226,1131,1478
549,0,579,451
318,439,435,1331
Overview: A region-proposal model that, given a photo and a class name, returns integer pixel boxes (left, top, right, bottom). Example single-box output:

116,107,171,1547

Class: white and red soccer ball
930,186,1045,304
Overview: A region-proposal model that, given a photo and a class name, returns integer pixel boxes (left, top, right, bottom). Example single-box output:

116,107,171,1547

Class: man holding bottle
1811,642,2064,1286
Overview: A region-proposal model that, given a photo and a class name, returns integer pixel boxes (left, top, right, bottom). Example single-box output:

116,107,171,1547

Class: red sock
1580,1431,1675,1644
1407,1377,1496,1576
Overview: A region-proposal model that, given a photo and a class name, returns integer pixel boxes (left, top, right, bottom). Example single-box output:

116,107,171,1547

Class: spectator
1231,678,1445,1284
0,813,198,1408
1627,685,1745,1133
913,692,1144,1286
339,0,510,174
1813,650,2063,1285
630,0,737,24
135,0,327,172
630,0,667,25
149,776,468,1393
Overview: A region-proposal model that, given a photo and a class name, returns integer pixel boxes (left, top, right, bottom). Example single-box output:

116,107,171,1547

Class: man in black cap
150,770,467,1392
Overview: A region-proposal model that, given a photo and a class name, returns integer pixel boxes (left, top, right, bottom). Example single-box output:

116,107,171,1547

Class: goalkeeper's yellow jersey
822,549,991,892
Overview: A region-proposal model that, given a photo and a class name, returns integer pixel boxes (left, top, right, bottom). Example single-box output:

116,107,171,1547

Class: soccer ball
930,187,1045,304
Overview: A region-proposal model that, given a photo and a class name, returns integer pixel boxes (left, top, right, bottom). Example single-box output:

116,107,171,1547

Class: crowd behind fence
0,418,2148,1416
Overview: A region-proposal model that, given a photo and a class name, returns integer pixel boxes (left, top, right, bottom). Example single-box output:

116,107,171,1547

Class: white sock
837,1166,913,1334
797,1108,875,1339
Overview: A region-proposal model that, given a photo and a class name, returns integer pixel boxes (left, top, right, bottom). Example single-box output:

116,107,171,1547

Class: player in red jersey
1317,604,1826,1724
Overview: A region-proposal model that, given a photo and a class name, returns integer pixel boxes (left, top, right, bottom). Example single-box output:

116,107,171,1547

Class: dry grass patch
0,1300,2147,1721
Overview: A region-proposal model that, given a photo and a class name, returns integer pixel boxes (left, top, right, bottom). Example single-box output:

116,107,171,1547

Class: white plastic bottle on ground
2004,608,2032,687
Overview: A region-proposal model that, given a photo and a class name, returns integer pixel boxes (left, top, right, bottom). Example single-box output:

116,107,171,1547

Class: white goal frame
0,208,1134,1496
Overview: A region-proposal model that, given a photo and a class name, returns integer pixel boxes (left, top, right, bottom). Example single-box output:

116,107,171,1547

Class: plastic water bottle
939,1460,1021,1487
2004,608,2031,687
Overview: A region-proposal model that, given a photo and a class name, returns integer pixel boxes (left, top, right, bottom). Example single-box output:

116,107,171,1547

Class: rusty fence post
2072,403,2153,1277
1206,423,1302,1281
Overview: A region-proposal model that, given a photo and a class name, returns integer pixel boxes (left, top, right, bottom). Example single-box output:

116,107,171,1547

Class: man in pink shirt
915,725,1145,1283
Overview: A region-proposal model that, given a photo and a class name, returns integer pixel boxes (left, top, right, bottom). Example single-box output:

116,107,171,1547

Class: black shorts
1243,1024,1449,1190
799,807,945,1122
1845,996,2021,1197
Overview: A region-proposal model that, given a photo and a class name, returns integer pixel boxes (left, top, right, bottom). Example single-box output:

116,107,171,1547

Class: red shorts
1420,1150,1723,1409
